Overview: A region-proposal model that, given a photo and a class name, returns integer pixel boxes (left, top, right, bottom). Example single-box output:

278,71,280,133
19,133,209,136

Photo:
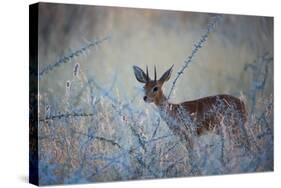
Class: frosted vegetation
36,4,273,185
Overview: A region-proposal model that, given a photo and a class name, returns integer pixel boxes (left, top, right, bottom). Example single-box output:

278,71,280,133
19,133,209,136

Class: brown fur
134,65,248,149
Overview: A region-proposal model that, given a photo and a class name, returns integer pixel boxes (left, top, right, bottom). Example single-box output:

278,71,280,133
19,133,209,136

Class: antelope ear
133,65,148,83
159,65,174,83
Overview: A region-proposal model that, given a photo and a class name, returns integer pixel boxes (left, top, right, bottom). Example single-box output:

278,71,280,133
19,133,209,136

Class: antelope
133,65,249,150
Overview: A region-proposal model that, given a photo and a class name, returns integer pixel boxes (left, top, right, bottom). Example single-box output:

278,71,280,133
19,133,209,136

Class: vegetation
35,5,273,185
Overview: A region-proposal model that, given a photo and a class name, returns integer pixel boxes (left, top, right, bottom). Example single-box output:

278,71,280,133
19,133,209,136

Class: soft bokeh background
38,3,273,103
36,3,273,185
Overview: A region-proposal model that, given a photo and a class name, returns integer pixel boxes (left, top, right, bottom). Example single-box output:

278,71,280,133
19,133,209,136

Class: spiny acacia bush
37,52,273,185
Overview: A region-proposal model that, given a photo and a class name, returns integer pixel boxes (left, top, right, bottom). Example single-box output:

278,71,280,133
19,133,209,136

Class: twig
38,36,110,78
71,129,123,149
151,117,161,139
167,15,223,99
39,112,95,122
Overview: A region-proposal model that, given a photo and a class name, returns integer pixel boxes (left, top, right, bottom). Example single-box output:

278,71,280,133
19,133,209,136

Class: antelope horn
154,65,157,81
146,65,150,81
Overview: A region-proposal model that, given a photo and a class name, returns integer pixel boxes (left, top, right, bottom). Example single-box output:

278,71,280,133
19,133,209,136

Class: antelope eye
153,87,158,92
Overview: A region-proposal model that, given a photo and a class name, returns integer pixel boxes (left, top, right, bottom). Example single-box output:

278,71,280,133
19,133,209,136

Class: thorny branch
38,36,110,78
168,15,223,99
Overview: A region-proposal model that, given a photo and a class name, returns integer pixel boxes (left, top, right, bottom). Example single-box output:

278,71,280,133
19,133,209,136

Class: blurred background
38,3,273,104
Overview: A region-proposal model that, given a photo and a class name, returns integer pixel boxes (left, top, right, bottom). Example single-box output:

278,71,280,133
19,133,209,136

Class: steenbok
133,65,249,150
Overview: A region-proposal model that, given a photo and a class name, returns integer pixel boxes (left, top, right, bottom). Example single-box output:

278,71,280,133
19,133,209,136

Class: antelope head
133,65,174,105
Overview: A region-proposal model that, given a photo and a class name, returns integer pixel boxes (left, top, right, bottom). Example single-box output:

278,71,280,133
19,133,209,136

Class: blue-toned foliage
36,10,273,185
